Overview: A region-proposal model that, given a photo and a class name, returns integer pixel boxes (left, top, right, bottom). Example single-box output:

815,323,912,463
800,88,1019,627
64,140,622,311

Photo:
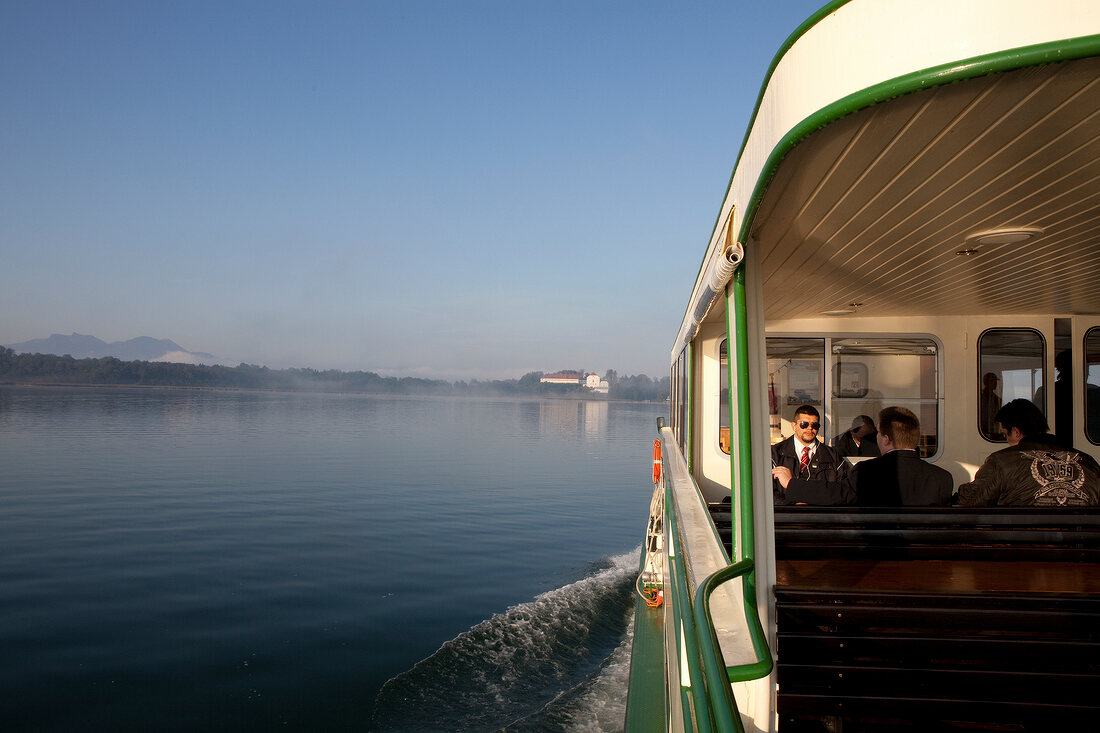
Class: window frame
762,332,944,460
976,327,1046,444
1084,326,1100,446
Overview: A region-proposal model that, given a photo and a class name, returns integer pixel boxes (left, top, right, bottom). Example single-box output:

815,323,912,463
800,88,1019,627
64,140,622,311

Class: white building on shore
540,371,583,385
539,370,609,394
585,373,609,394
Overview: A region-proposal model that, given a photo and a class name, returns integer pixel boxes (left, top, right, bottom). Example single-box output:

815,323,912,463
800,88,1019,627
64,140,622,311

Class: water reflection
538,399,609,438
584,400,608,437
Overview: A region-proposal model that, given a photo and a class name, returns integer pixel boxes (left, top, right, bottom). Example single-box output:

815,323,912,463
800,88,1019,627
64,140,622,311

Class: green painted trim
624,546,671,733
713,0,853,245
695,559,774,687
727,268,773,685
677,0,853,329
730,271,756,595
733,33,1100,246
693,559,750,733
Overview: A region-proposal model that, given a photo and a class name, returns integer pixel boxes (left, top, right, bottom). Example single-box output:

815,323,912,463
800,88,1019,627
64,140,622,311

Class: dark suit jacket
853,449,953,506
833,430,881,458
772,436,853,506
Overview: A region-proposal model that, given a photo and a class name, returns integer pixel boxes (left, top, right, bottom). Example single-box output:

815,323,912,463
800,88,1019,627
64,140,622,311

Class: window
762,336,941,456
977,329,1045,442
766,338,825,444
672,348,688,452
832,338,940,457
1086,329,1100,445
719,340,728,453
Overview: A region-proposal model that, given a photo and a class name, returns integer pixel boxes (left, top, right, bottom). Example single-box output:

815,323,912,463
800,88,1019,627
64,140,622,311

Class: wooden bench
708,504,1100,562
707,504,1100,730
774,506,1100,562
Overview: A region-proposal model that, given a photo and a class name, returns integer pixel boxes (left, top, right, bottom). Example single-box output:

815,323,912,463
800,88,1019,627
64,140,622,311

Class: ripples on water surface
0,386,658,731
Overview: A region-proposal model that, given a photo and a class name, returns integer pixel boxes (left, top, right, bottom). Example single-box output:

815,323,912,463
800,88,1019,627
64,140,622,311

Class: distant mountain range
4,333,217,365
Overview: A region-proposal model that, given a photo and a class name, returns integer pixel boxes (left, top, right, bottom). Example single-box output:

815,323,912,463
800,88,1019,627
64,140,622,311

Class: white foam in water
372,549,640,732
556,619,634,732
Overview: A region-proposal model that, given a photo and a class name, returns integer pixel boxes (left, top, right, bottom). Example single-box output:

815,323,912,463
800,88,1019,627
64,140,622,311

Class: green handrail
694,559,774,685
691,560,749,733
661,433,775,733
730,268,759,606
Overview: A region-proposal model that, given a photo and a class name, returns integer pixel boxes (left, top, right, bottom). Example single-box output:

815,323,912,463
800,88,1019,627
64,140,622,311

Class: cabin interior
682,310,1100,503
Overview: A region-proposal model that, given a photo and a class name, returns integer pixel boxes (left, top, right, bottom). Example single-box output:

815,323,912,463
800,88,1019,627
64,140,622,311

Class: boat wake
371,550,638,732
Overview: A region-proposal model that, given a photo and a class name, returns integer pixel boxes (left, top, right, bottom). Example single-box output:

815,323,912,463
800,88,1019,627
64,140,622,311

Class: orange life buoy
652,439,662,484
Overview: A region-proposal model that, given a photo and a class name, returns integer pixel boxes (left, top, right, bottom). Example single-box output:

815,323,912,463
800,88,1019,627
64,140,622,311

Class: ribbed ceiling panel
754,56,1100,321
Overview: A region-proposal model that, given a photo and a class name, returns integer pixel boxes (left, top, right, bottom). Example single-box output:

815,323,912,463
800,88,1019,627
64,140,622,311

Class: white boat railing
657,424,773,732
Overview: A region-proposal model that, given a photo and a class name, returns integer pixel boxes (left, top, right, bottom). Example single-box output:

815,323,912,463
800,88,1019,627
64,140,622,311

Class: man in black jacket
853,406,953,506
772,404,853,505
958,399,1100,506
832,415,882,457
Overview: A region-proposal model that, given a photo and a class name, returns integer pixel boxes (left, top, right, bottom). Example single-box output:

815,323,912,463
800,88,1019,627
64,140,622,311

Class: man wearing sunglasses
771,404,853,505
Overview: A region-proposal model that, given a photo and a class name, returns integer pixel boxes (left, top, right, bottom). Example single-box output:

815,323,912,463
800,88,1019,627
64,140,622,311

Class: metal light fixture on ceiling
967,227,1044,246
821,302,862,317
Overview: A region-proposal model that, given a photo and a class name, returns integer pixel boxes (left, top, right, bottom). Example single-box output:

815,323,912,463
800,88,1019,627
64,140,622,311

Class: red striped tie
800,445,810,475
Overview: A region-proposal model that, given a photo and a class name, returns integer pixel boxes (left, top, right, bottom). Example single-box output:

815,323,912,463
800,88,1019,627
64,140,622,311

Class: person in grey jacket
958,399,1100,507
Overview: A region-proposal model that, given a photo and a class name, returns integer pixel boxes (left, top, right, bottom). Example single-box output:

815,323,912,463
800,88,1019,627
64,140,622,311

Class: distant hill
0,344,670,400
4,333,217,364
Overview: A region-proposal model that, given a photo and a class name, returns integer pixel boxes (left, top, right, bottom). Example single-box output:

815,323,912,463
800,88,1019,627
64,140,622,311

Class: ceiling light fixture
967,227,1043,246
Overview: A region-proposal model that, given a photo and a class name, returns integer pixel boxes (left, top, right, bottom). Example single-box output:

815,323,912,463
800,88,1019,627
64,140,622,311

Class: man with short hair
771,404,853,505
958,399,1100,506
833,415,882,457
853,406,953,506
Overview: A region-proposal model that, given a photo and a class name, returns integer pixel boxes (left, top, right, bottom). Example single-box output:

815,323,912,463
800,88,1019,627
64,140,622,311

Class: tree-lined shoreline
0,347,670,401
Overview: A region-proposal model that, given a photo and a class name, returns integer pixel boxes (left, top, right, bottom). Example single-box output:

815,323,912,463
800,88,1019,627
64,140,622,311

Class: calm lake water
0,386,661,732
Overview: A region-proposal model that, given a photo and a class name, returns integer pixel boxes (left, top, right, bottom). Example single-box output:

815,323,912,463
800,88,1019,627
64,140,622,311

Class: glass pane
832,337,939,457
1086,329,1100,445
766,338,825,445
668,359,676,437
977,329,1045,443
1052,319,1072,446
676,350,688,452
718,341,729,454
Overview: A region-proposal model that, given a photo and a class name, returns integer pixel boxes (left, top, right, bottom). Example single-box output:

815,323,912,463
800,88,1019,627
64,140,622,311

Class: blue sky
2,0,827,380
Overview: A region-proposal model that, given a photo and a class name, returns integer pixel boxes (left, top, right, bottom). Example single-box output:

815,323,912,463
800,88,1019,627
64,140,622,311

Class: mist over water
0,386,658,732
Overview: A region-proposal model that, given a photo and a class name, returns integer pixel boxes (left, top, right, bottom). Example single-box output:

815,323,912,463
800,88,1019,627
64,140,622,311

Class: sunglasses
798,421,820,430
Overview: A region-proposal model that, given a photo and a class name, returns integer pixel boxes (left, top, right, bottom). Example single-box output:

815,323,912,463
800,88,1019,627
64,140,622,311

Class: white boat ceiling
753,54,1100,322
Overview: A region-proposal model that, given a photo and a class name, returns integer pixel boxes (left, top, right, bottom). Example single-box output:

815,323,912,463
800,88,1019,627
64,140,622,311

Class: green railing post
730,268,759,604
